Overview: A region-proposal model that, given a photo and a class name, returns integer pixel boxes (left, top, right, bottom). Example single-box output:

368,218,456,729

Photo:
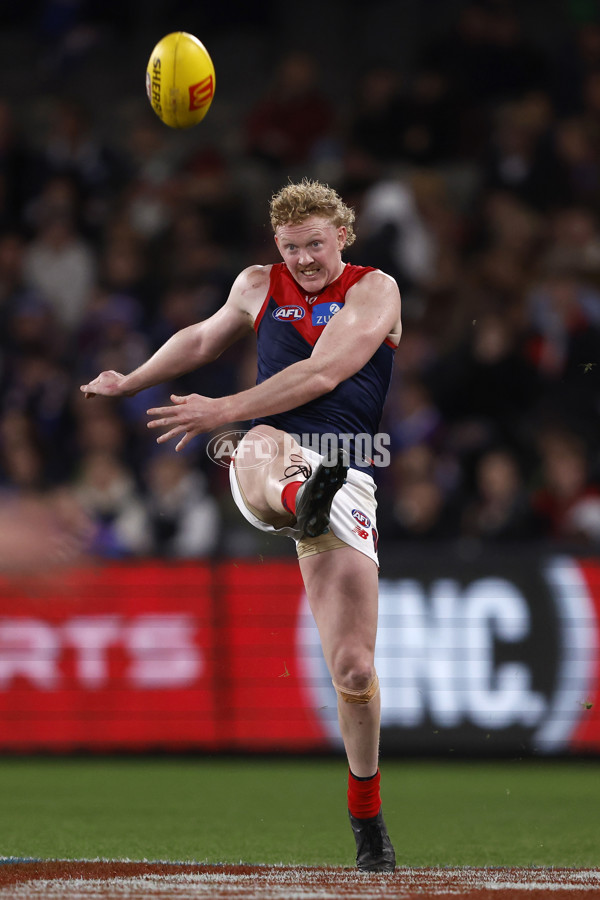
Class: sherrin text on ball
146,32,215,129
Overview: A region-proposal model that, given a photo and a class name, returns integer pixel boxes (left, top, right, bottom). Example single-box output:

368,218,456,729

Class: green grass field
0,757,598,867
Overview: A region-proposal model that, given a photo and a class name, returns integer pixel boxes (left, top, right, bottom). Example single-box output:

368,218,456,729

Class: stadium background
0,0,599,761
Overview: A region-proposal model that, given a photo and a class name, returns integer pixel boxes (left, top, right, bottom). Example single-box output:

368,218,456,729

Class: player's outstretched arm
80,267,267,400
79,323,212,400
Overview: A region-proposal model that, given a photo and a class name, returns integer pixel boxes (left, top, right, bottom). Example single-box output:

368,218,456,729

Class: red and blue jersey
252,262,396,475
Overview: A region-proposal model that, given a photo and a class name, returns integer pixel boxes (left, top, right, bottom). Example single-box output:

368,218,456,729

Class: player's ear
274,234,283,257
337,226,347,250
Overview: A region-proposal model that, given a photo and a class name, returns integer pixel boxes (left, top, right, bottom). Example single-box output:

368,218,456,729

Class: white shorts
229,445,379,565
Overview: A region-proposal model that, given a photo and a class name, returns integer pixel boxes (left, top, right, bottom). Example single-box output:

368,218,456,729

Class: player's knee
247,425,293,454
332,666,379,705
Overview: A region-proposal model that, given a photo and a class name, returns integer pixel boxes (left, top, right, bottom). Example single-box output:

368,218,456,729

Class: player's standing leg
300,546,396,873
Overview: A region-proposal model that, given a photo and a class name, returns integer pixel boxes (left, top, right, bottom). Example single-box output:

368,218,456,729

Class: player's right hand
80,370,130,399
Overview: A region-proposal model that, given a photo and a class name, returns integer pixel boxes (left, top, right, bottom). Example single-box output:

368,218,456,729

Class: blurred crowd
0,0,599,566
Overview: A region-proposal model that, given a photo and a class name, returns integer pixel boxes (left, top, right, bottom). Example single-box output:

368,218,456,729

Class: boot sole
295,450,348,538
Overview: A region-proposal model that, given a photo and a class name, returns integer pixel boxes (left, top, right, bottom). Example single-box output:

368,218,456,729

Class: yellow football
146,32,215,129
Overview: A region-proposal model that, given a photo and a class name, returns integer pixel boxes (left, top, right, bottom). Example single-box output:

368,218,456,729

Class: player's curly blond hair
269,178,356,247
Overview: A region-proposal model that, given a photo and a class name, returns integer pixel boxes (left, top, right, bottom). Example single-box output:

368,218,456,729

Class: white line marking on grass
0,874,405,900
2,867,600,899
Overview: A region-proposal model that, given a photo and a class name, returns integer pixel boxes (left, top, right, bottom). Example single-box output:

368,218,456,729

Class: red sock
281,480,303,515
347,768,381,819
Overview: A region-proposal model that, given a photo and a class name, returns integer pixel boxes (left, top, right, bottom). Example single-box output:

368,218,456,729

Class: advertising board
0,556,597,754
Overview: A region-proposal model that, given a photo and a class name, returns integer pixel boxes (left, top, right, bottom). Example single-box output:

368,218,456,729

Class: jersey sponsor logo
352,509,371,528
352,524,370,540
188,75,214,110
311,301,342,326
272,305,305,321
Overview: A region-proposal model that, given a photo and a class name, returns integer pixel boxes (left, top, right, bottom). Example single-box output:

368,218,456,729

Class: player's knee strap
333,672,379,705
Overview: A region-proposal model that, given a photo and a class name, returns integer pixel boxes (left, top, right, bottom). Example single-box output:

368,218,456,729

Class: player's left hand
147,394,219,451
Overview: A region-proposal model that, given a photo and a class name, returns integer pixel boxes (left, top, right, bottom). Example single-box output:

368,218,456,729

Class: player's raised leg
234,425,347,537
299,546,396,872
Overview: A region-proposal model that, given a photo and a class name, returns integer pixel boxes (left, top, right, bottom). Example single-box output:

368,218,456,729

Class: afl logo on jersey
352,508,371,528
273,305,305,321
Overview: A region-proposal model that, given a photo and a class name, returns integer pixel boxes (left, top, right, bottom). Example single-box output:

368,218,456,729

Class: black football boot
294,448,348,538
349,808,396,873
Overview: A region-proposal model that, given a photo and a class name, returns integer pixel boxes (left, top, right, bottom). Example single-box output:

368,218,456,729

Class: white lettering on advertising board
0,614,202,689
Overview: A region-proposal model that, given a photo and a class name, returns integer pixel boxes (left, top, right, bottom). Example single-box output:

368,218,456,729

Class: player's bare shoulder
228,264,272,324
346,268,402,345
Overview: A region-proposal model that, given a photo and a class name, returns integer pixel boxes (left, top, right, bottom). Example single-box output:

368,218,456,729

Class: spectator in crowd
0,429,46,495
427,310,540,452
0,232,57,358
353,176,436,300
1,351,73,481
245,52,335,171
23,176,96,332
461,446,541,542
38,97,130,233
396,66,461,166
554,118,600,208
482,95,569,212
427,2,549,108
420,2,550,158
76,287,149,384
386,377,444,453
532,429,600,544
100,231,157,322
539,206,600,279
72,381,159,479
524,268,600,436
378,444,457,541
141,451,220,558
120,113,182,242
346,65,405,164
179,145,252,256
388,477,452,540
73,449,151,557
74,397,125,448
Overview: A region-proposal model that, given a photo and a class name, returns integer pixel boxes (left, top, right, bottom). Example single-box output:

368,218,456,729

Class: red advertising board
0,556,599,755
221,561,327,749
571,560,600,750
0,563,218,750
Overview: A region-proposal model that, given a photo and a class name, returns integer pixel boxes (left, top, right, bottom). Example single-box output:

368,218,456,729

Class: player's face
275,216,346,293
